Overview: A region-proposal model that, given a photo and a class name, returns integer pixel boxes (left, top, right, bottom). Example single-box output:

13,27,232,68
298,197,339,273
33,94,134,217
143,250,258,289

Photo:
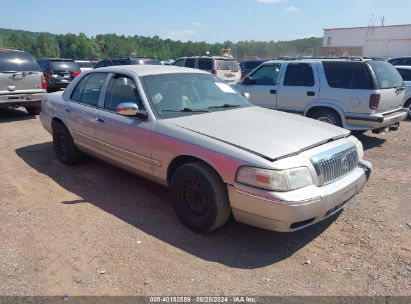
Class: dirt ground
0,107,410,296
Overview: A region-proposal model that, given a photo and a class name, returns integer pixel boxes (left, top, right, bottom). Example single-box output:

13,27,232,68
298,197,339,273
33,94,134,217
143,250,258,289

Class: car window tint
367,61,403,89
185,58,196,68
215,59,239,72
283,63,314,87
173,59,185,67
322,62,373,89
250,64,280,85
0,51,41,72
397,68,411,81
49,61,80,72
70,73,108,106
198,58,212,70
104,74,143,111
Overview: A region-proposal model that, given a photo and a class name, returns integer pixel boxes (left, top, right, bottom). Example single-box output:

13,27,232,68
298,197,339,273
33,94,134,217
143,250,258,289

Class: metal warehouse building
321,24,411,58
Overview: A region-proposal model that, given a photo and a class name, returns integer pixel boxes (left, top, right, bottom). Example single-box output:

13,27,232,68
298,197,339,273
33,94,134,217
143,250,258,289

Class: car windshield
215,59,240,71
367,61,404,89
0,51,41,72
76,61,94,68
141,73,250,119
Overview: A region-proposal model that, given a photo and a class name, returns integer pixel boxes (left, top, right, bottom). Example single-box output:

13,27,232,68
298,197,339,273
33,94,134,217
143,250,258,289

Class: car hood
166,107,350,160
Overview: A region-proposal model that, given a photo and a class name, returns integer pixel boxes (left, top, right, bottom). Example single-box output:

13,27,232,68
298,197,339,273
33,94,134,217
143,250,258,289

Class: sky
1,0,410,42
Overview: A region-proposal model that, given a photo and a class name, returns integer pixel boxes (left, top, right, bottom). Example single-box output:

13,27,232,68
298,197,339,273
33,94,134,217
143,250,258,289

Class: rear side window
70,73,108,106
322,62,373,90
49,60,80,72
283,63,314,87
215,59,239,72
396,68,411,81
367,61,403,89
185,58,196,68
0,51,41,72
198,58,212,70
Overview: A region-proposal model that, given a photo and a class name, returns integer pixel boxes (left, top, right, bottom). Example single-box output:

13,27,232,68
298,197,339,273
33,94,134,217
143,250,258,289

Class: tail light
41,75,47,90
71,71,80,77
212,69,217,75
369,94,380,110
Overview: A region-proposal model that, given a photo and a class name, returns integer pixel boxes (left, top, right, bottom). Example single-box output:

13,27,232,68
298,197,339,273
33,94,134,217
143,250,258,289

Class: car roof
177,56,237,60
263,58,382,64
93,64,209,76
39,58,75,61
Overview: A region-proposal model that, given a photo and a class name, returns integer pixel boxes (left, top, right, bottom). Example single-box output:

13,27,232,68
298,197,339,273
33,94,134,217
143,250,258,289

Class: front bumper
346,108,408,130
228,161,371,232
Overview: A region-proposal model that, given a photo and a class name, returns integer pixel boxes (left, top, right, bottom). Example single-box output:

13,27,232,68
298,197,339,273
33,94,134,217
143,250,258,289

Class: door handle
270,89,277,94
307,91,315,96
65,108,71,113
96,117,105,123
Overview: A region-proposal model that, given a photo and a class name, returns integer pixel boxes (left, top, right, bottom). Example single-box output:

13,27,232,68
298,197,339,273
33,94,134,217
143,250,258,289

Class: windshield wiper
208,104,241,109
162,107,210,113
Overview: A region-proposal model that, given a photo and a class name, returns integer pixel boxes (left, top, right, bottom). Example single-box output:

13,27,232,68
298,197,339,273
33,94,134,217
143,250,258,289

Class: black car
37,58,81,92
239,60,266,79
94,57,162,69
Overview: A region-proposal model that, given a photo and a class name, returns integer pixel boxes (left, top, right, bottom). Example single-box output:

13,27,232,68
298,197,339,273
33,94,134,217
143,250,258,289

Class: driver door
240,64,282,109
94,73,155,178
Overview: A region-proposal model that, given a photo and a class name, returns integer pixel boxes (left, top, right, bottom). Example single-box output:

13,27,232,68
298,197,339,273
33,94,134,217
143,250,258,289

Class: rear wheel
170,162,231,233
52,123,83,165
310,109,342,127
25,106,41,116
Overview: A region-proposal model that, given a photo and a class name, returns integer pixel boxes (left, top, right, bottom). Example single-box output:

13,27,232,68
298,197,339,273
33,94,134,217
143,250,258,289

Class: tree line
0,29,322,61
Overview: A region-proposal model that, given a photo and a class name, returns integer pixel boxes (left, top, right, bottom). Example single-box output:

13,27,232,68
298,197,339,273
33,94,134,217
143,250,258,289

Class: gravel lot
0,108,410,296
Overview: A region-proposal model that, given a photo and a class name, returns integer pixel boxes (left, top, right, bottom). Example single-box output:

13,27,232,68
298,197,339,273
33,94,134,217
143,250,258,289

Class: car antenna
98,39,114,65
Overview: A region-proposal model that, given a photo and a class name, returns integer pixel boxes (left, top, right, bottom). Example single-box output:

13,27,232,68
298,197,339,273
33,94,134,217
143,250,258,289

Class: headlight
236,166,313,192
349,136,364,160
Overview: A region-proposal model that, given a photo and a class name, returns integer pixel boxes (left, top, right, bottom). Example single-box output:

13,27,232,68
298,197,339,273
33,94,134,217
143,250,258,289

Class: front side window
249,64,280,85
141,73,250,119
70,73,108,106
283,63,315,87
104,74,143,111
173,59,185,67
322,62,373,89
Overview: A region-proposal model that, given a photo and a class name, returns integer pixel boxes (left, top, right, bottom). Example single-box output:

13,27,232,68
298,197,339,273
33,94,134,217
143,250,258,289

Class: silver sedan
40,65,372,233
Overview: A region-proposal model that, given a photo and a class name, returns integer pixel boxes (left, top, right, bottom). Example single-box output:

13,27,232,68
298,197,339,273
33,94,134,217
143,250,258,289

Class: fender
304,99,348,127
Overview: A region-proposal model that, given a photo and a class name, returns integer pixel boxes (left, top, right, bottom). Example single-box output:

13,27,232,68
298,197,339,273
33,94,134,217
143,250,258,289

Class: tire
310,109,342,127
170,162,231,233
404,99,411,120
25,106,41,116
52,123,83,165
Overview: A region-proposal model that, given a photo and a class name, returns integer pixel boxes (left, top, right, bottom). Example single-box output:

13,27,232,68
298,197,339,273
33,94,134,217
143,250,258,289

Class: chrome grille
311,143,359,186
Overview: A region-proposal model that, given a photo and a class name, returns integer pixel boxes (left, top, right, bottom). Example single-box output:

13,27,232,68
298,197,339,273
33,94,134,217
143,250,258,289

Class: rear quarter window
0,51,41,72
367,61,403,89
322,61,374,90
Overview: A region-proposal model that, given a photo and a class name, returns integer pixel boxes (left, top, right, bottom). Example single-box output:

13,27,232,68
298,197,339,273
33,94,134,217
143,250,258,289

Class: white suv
232,58,408,133
173,56,241,83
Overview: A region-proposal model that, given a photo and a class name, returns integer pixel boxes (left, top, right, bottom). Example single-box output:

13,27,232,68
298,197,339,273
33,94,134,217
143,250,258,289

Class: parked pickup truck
40,65,371,233
231,58,408,133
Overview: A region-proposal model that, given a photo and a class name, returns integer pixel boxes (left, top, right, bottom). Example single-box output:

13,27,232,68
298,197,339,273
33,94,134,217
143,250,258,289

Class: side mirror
242,92,250,100
116,102,148,120
242,76,253,85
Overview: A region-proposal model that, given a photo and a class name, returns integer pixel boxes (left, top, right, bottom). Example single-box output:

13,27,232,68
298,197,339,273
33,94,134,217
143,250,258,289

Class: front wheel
52,123,83,165
171,162,231,233
404,99,411,120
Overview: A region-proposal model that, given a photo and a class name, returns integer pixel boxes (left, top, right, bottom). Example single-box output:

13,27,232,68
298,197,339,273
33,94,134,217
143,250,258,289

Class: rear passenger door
239,64,282,109
276,62,319,113
65,72,109,152
94,73,154,177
